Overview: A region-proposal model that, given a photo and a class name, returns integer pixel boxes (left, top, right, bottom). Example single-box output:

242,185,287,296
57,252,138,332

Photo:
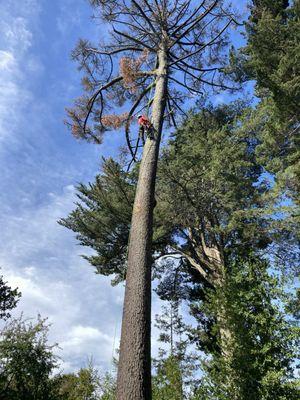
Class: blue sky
0,0,249,374
0,0,127,373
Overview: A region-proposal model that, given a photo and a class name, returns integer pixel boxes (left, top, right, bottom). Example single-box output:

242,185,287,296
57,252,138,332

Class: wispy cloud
0,184,124,372
0,0,124,373
0,0,38,145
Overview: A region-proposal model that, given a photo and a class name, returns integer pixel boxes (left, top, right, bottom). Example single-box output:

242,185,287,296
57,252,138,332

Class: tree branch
169,75,203,95
86,46,143,56
170,246,212,285
166,96,177,128
168,96,188,117
168,1,192,31
170,0,219,48
113,27,155,52
83,76,123,135
169,19,232,66
171,1,206,36
131,0,157,33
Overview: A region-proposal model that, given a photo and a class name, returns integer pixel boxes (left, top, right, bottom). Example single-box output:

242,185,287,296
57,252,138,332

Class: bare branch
83,76,123,135
113,27,155,52
168,96,188,117
169,75,203,95
171,1,206,35
169,18,233,66
131,0,157,34
86,46,144,56
168,1,192,31
170,0,219,48
174,64,235,91
170,52,222,73
166,96,177,128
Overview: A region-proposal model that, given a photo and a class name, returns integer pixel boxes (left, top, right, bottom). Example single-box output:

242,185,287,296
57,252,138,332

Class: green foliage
60,98,298,400
233,0,300,203
0,316,58,400
55,364,102,400
152,355,183,400
229,1,300,265
158,102,269,260
245,0,300,118
192,256,299,400
98,372,116,400
235,100,300,262
61,102,277,291
0,273,21,320
59,157,171,284
153,282,200,398
287,288,300,320
59,158,134,285
54,364,116,400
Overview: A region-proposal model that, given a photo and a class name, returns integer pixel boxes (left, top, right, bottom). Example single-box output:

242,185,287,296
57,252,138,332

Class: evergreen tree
62,97,298,398
153,266,199,399
98,373,116,400
232,0,300,202
59,158,171,285
59,159,135,285
191,256,299,400
245,0,298,118
152,355,183,400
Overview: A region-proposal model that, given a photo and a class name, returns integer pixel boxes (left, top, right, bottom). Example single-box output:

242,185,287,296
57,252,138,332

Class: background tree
0,273,20,320
152,296,199,399
232,0,300,203
154,102,272,360
0,316,58,400
228,0,300,277
191,256,299,400
54,362,106,400
152,355,183,400
59,158,171,285
98,373,116,400
60,159,135,286
154,259,200,396
65,2,238,398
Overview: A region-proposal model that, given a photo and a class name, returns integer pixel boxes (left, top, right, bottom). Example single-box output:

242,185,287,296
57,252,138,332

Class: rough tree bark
116,45,168,400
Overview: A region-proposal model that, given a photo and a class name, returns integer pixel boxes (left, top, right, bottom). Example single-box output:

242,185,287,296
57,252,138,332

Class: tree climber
137,115,154,141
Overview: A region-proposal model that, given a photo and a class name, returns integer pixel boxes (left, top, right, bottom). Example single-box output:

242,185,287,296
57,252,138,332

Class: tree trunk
116,48,168,400
188,241,234,360
213,267,234,360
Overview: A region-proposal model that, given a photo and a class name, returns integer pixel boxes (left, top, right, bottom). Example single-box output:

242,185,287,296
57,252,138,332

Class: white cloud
2,17,33,53
0,183,124,373
0,50,16,71
0,2,38,144
0,0,125,376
